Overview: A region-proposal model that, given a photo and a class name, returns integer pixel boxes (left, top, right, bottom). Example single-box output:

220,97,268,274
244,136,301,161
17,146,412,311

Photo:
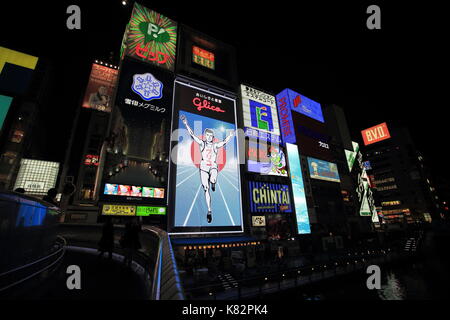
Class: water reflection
378,271,406,300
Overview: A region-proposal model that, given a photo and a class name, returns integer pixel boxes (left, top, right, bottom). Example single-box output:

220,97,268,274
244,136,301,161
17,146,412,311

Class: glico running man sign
169,80,243,234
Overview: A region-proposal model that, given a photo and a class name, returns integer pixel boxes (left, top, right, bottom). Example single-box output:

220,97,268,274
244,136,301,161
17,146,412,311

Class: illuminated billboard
124,3,177,71
345,141,360,172
252,216,266,227
241,85,281,144
276,90,296,144
14,159,60,195
361,122,391,146
136,206,166,216
102,204,136,216
84,154,100,166
170,80,242,234
247,140,288,176
277,88,324,123
81,63,118,112
0,94,13,131
192,46,215,70
101,58,173,203
248,181,292,213
307,157,340,183
286,143,311,234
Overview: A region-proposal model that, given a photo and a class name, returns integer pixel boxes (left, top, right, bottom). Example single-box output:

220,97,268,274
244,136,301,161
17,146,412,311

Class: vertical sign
286,143,311,234
82,63,118,112
171,80,243,234
276,89,296,144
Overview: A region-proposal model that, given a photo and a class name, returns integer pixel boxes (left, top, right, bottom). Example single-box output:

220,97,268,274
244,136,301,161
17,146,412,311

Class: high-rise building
361,124,437,227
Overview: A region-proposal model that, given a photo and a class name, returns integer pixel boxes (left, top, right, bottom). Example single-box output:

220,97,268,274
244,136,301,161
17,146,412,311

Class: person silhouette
43,188,58,206
98,218,115,259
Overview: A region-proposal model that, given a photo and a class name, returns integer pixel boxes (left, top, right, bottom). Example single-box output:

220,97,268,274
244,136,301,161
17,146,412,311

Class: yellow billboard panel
102,204,136,216
0,47,39,73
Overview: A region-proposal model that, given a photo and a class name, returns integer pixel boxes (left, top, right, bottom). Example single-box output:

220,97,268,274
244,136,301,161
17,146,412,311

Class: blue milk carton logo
249,100,274,132
131,73,163,101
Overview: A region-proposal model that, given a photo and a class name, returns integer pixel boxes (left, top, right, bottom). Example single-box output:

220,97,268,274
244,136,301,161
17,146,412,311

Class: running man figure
180,115,234,223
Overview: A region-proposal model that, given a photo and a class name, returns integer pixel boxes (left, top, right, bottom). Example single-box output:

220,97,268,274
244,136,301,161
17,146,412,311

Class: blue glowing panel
307,157,341,183
284,88,324,123
276,89,296,144
286,143,311,234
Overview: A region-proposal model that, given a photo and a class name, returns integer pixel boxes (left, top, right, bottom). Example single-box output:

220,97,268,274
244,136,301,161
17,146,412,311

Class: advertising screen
286,143,311,234
307,157,340,183
102,204,136,216
124,3,177,71
361,122,391,146
13,159,60,195
84,154,100,166
248,181,292,213
241,85,281,144
170,80,242,234
247,140,288,176
192,46,215,70
277,88,324,123
81,63,118,112
101,58,173,203
0,94,13,131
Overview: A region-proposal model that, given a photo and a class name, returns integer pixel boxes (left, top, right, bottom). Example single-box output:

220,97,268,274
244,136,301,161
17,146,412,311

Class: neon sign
192,46,215,70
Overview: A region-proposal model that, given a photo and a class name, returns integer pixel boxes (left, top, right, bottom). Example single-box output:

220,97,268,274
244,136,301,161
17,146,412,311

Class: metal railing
182,248,404,300
0,236,66,294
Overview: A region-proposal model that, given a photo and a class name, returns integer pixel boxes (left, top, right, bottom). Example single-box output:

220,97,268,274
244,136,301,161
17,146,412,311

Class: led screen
124,3,177,71
286,143,311,234
101,58,173,204
276,89,296,144
81,63,118,112
241,85,281,144
277,88,324,123
307,157,341,183
248,181,292,213
192,46,215,70
170,81,243,234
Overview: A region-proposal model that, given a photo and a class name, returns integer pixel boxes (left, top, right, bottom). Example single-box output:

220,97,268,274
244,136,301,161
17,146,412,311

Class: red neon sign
192,97,225,113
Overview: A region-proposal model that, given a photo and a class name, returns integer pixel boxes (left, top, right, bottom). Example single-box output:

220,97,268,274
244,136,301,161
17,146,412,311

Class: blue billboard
248,181,292,213
278,88,324,123
286,143,311,234
171,81,243,234
307,157,340,183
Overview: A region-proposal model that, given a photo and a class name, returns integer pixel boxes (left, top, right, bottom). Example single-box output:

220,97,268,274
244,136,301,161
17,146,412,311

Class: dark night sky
2,1,447,181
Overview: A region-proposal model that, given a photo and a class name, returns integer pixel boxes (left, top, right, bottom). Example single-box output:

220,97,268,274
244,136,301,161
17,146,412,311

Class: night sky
2,1,447,181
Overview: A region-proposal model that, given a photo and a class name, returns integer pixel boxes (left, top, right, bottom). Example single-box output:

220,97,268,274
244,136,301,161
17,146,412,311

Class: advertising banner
101,58,173,203
307,157,341,183
286,143,311,234
136,206,166,216
247,140,288,176
241,85,281,144
81,63,118,112
171,80,242,233
124,3,177,71
248,181,292,213
361,122,391,146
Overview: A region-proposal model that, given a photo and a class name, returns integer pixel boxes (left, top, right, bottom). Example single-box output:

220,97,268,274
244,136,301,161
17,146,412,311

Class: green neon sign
136,206,166,216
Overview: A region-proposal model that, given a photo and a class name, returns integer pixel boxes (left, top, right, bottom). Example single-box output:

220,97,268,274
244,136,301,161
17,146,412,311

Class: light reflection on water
377,271,407,300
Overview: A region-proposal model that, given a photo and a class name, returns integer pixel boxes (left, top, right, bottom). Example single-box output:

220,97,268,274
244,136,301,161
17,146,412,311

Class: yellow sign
0,47,39,73
102,204,136,216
